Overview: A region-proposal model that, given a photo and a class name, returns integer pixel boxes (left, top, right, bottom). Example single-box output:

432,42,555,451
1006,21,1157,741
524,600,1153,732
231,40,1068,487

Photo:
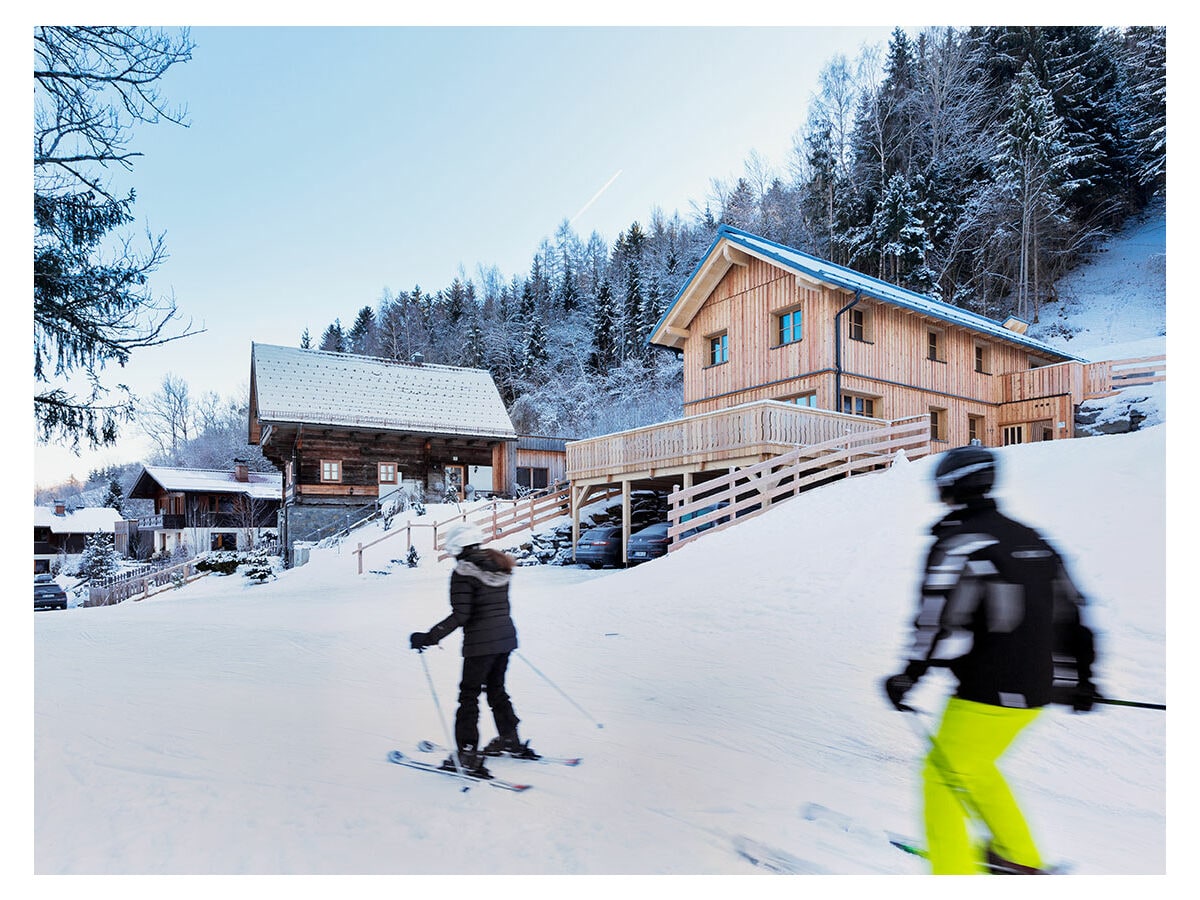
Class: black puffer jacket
903,499,1095,709
424,548,519,657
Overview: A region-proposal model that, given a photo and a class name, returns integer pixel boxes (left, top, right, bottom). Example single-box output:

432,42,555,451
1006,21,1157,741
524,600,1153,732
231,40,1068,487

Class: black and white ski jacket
903,499,1095,709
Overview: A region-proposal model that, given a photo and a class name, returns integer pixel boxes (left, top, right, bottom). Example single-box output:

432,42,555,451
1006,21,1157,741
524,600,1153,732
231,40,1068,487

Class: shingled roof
249,343,517,440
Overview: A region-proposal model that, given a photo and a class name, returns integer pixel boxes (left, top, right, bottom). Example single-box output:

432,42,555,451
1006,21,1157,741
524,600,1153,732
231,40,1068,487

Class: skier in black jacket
410,521,539,778
883,445,1098,874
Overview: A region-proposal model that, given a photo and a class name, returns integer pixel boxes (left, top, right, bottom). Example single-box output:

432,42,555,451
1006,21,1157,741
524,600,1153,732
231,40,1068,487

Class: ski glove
409,631,435,650
1053,679,1097,713
884,674,916,712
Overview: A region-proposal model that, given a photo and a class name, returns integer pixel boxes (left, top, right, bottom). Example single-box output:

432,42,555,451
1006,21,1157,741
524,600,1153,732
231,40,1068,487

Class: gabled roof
649,224,1086,362
249,343,517,440
33,506,123,533
129,465,283,501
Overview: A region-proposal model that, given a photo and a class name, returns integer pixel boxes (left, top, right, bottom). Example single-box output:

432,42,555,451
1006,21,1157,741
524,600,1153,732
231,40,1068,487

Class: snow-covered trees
78,530,120,581
34,27,199,454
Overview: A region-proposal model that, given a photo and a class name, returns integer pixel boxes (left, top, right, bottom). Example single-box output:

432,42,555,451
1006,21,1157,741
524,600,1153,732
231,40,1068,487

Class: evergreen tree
348,306,377,356
79,529,120,580
590,279,618,374
34,27,198,453
300,327,312,349
103,478,124,515
320,318,346,353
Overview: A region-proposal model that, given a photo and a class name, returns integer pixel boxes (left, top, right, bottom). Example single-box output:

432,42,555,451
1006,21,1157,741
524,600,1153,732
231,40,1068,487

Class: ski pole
902,707,984,822
515,651,604,729
417,649,471,792
1096,696,1165,711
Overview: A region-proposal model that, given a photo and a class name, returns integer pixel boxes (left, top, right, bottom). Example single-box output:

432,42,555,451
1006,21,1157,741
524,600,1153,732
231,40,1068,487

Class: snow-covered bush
78,530,120,581
405,546,420,568
242,548,277,583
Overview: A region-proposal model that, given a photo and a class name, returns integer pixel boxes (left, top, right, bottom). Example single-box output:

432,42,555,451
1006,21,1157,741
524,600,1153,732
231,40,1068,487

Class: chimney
54,499,65,516
233,459,250,482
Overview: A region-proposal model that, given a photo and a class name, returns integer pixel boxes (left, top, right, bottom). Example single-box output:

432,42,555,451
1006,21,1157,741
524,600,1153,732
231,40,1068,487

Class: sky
27,19,905,487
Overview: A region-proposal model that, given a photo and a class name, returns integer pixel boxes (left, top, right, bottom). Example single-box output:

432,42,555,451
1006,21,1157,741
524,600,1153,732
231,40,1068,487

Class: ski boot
483,731,542,760
439,744,492,779
984,847,1047,875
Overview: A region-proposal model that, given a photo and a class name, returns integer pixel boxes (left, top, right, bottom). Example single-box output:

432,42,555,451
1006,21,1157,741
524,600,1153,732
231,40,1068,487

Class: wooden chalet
127,460,283,557
248,343,519,560
33,501,124,573
566,225,1164,561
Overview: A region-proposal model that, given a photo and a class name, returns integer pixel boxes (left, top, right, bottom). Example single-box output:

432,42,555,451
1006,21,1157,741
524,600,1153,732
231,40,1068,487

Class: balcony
565,400,897,485
138,514,186,531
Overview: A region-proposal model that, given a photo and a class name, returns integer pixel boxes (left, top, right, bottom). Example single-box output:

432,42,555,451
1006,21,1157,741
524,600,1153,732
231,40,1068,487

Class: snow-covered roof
33,506,124,534
250,343,517,440
651,225,1087,362
130,465,283,500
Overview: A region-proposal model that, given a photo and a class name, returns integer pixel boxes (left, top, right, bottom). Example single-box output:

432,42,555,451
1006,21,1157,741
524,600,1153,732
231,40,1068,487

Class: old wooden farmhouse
564,225,1163,560
127,460,283,557
248,343,520,558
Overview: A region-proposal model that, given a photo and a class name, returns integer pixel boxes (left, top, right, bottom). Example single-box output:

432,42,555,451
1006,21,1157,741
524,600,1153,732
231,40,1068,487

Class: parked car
574,525,624,569
678,502,730,539
627,522,671,565
34,575,67,610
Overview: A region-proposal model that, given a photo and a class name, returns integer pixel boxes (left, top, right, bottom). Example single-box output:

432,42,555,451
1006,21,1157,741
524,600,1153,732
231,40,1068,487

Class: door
444,465,465,501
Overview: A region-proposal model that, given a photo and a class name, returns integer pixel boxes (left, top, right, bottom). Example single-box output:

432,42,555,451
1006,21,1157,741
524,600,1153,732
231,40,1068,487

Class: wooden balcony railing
1001,355,1166,404
565,400,892,482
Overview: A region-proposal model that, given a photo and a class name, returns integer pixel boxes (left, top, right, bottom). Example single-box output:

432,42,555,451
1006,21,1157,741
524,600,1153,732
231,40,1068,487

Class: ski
387,750,532,792
416,739,581,766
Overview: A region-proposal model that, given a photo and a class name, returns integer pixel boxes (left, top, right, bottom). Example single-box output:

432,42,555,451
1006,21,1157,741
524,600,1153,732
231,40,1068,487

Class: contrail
570,170,623,227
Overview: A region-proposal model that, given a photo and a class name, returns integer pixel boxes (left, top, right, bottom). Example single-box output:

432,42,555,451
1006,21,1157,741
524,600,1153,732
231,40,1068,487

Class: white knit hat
443,521,486,557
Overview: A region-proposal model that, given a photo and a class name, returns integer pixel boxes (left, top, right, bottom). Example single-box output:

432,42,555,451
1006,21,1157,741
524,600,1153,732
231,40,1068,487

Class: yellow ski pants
923,697,1043,874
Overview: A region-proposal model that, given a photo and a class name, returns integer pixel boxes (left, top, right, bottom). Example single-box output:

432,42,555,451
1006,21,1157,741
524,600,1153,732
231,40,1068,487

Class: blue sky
31,23,908,486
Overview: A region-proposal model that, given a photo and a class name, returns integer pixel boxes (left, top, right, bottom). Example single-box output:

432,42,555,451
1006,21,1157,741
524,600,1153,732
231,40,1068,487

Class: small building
515,435,571,492
247,343,519,561
33,501,124,574
127,460,283,557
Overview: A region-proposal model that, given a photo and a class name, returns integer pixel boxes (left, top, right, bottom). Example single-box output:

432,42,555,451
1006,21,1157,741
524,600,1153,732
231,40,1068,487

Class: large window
709,332,729,366
777,308,803,345
517,467,549,490
841,393,876,418
321,460,342,482
1003,425,1024,445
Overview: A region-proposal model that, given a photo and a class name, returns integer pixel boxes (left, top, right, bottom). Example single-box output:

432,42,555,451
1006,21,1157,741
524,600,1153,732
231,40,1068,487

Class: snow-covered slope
31,208,1169,881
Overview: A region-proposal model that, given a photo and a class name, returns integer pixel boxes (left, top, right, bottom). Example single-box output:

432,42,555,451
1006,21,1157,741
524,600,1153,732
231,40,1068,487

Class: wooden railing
1001,354,1166,404
1083,354,1166,399
566,400,892,482
352,486,572,572
84,558,208,606
666,416,932,549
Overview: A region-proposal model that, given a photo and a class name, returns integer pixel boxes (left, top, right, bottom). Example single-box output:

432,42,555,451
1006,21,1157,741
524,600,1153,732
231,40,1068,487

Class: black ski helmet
934,445,996,504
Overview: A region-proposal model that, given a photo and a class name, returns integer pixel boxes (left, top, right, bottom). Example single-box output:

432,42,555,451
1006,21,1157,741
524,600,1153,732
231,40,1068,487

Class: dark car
678,502,730,539
34,576,68,610
627,522,671,565
574,525,624,569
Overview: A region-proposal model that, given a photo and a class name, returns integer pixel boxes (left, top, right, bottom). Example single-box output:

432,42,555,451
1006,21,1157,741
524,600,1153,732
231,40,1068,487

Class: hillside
31,209,1168,883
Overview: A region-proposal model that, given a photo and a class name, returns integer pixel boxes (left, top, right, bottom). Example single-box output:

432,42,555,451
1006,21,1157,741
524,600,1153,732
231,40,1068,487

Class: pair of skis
388,740,581,793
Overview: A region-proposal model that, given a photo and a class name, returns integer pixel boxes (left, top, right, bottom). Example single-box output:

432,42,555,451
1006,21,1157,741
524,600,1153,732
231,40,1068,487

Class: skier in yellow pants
884,447,1098,874
923,698,1042,874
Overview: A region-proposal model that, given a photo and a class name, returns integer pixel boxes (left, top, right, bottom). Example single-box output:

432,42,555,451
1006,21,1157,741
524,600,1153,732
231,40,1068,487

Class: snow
26,209,1174,893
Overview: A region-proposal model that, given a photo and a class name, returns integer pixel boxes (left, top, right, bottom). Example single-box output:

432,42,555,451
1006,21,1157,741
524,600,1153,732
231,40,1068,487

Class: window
929,407,946,442
848,308,872,342
927,329,944,362
709,332,729,366
1003,425,1024,446
321,460,342,482
975,343,990,374
841,393,876,418
968,415,985,444
378,462,398,484
777,308,803,345
785,392,818,407
517,467,549,490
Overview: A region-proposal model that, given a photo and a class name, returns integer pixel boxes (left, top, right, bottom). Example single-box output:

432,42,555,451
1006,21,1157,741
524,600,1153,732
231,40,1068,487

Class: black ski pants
454,651,519,750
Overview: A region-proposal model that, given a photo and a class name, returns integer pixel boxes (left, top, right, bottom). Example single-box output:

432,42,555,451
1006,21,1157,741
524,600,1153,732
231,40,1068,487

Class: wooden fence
1083,354,1166,399
666,416,932,549
1003,354,1166,405
84,558,208,606
352,486,572,573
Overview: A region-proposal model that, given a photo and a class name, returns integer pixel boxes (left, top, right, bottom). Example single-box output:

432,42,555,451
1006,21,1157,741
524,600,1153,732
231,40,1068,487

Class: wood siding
676,257,1078,449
